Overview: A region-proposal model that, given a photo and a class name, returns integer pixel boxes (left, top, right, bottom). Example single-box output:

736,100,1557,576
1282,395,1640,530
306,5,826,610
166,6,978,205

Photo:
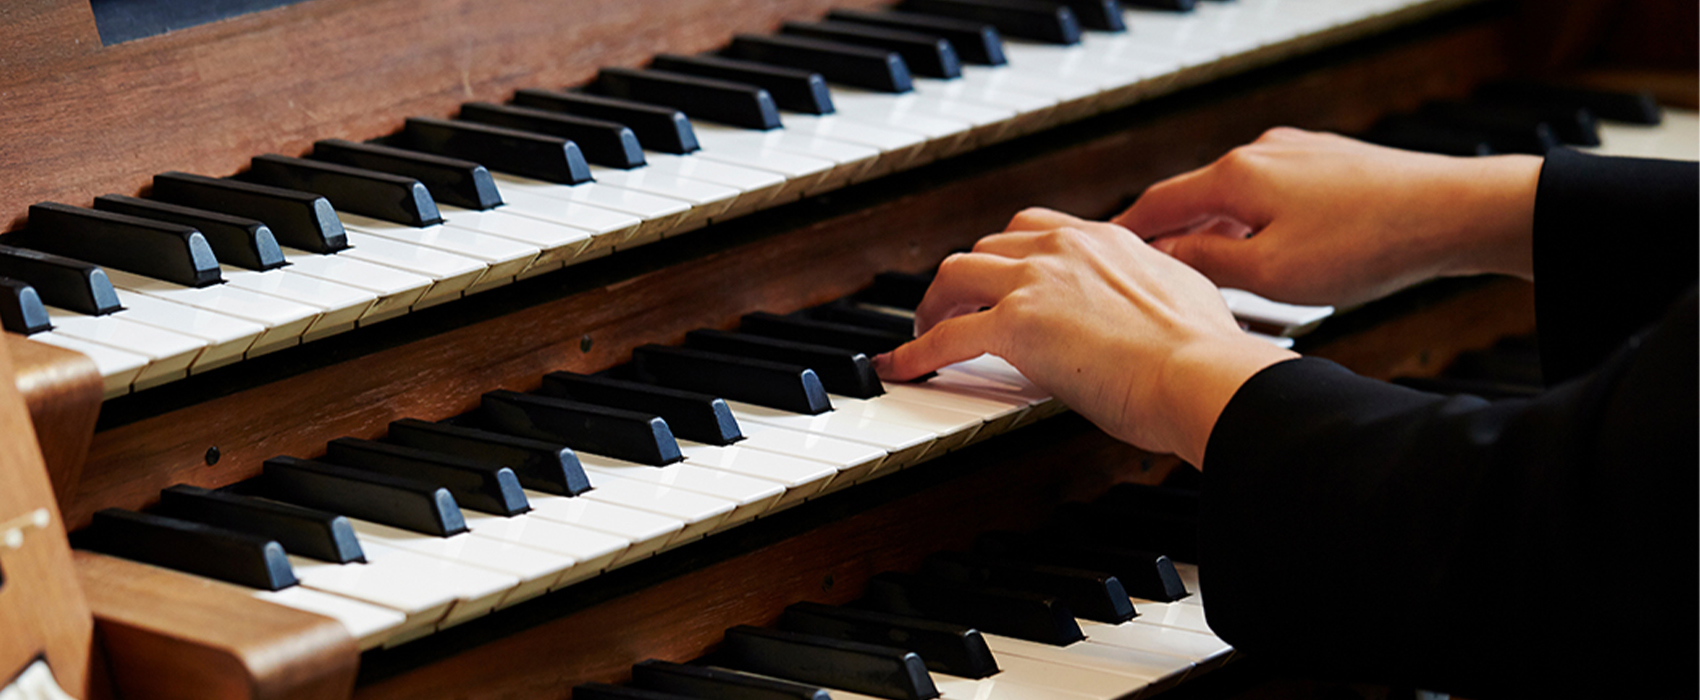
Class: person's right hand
1113,128,1544,307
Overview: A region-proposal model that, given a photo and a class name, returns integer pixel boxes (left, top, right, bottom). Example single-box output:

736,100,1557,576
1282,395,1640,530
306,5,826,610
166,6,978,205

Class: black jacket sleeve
1196,152,1699,699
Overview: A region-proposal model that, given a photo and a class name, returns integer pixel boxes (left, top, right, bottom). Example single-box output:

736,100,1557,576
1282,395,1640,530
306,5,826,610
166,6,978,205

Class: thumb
1151,233,1262,290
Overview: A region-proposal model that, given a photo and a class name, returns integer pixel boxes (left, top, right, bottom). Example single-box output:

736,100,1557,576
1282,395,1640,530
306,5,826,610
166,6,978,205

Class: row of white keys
101,267,318,358
284,537,509,645
577,452,785,530
712,420,890,492
277,245,431,325
481,191,643,258
585,163,741,235
522,488,685,566
437,203,599,279
250,584,408,650
724,400,937,475
1219,288,1334,332
339,214,538,296
346,517,574,612
217,263,377,341
493,173,692,246
26,333,149,398
676,120,836,199
337,229,490,308
641,151,790,220
776,112,935,180
34,306,207,392
674,440,841,510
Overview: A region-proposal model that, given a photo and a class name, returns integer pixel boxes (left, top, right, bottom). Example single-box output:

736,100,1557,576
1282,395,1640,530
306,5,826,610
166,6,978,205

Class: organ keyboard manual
0,0,1692,698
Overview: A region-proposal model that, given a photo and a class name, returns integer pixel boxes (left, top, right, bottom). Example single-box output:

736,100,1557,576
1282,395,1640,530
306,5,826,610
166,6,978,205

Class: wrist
1436,154,1541,279
1151,333,1299,468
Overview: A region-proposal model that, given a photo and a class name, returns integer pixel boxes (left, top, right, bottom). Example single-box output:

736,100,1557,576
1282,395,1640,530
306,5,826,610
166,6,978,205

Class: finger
913,253,1027,335
1112,165,1272,239
1003,207,1088,233
971,229,1050,258
1149,230,1264,290
873,312,1003,382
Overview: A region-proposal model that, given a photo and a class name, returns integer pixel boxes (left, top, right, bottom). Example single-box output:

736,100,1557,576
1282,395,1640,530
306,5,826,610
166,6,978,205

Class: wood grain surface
3,335,102,512
0,329,93,697
77,551,359,700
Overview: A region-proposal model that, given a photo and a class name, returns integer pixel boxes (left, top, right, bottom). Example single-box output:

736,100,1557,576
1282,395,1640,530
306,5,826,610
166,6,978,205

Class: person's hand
1113,128,1543,307
874,208,1297,466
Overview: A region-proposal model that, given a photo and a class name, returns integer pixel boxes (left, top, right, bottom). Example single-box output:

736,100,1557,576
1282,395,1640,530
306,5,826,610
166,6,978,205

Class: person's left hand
874,207,1298,466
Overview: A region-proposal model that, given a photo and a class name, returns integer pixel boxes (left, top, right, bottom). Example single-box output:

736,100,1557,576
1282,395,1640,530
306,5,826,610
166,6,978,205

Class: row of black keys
72,275,942,586
1362,80,1664,157
575,483,1204,700
0,0,1176,331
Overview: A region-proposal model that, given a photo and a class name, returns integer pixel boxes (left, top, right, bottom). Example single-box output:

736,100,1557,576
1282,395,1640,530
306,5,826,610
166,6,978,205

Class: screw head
204,446,221,466
579,334,594,353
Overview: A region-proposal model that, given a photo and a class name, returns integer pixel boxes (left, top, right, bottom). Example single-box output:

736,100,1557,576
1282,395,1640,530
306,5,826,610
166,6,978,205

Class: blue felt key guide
91,0,312,45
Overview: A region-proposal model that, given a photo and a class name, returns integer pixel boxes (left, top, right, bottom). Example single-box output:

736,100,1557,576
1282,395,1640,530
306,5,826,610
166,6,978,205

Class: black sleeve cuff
1532,148,1698,383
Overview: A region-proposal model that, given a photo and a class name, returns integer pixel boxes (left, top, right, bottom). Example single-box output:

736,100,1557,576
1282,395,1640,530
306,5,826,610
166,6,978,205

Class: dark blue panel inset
90,0,313,45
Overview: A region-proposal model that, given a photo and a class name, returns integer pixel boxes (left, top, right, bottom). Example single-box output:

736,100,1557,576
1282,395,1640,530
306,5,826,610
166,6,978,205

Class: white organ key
436,204,596,278
106,290,263,373
218,264,377,342
725,421,890,489
690,121,883,194
39,306,205,390
1078,619,1233,670
724,400,937,474
577,472,737,545
880,382,1030,441
672,129,838,202
983,633,1195,694
577,453,785,529
347,518,576,610
1220,288,1335,333
824,393,986,455
674,441,840,509
251,585,408,650
459,510,628,588
639,152,789,218
340,213,539,294
285,548,462,644
338,230,489,308
774,113,934,178
929,671,1098,700
276,246,432,325
586,164,741,234
1172,562,1205,607
1125,596,1214,636
492,190,645,255
28,333,147,398
492,174,693,242
102,268,320,358
522,490,683,566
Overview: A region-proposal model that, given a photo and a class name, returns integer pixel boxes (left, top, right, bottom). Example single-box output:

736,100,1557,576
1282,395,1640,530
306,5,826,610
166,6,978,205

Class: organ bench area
0,0,1646,698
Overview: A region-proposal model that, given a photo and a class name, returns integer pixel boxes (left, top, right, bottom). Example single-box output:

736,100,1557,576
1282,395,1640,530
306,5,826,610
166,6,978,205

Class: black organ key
720,625,940,700
975,531,1189,602
740,311,910,355
92,195,286,271
1361,115,1496,157
726,34,916,92
244,155,443,227
922,550,1137,623
311,139,504,211
539,371,743,446
806,299,914,336
649,55,835,115
1414,102,1560,155
322,437,530,516
781,601,999,679
594,67,782,131
511,90,701,155
261,457,467,537
1476,80,1663,124
1121,0,1195,10
401,117,593,185
0,245,122,315
826,9,1007,66
459,102,647,169
628,344,832,416
853,271,934,310
780,21,961,80
898,0,1081,45
156,484,365,564
684,329,885,399
479,390,684,466
631,660,832,700
79,508,297,591
861,571,1086,646
574,684,698,700
0,278,52,334
386,418,591,496
1047,0,1127,31
151,172,349,253
21,203,222,288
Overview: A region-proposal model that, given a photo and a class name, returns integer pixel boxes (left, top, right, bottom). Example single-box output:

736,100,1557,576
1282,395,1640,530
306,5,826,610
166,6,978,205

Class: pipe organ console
3,0,1685,697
